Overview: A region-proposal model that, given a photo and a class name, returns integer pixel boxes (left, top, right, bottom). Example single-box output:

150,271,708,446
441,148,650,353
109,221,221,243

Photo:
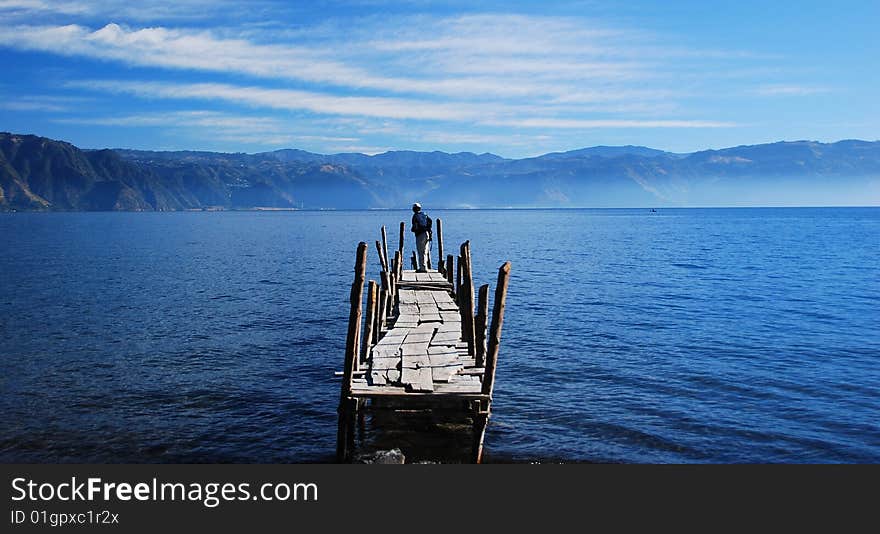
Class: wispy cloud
53,110,296,146
488,118,738,129
0,16,706,101
0,3,795,155
0,0,253,22
66,80,492,121
752,85,830,96
0,94,92,112
68,79,735,131
53,110,281,129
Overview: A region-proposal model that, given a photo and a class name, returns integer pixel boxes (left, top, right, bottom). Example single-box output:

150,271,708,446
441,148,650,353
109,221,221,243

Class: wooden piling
472,408,489,464
475,284,489,367
381,225,390,273
375,240,388,272
473,262,511,464
482,262,511,397
361,280,378,367
459,241,476,356
456,255,463,302
436,218,444,274
398,221,405,255
394,250,403,304
379,271,391,330
337,241,368,462
446,254,454,286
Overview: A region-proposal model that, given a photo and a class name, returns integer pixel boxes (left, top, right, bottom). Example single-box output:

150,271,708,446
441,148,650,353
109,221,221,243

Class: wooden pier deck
336,220,510,463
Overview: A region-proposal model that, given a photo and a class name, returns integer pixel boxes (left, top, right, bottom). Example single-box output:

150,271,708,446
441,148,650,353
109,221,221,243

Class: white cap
412,202,421,209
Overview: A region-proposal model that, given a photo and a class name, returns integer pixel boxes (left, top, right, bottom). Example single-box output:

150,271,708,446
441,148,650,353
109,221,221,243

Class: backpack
413,212,431,233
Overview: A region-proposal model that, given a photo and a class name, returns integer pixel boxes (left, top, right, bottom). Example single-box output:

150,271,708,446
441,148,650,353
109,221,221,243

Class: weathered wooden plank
434,382,481,394
401,354,430,368
350,387,488,399
431,366,462,383
385,369,401,384
450,374,478,382
457,367,486,376
428,346,458,356
403,331,433,344
401,342,430,356
433,290,456,301
401,366,434,392
370,357,400,370
432,330,461,343
427,352,459,366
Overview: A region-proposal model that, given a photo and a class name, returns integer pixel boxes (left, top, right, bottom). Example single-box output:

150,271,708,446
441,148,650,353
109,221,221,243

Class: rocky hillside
2,132,878,210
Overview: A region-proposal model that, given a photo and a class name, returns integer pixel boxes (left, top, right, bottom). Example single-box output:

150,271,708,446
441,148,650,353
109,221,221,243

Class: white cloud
0,19,674,101
0,0,251,21
0,7,777,154
752,85,830,96
66,80,498,121
488,118,737,129
54,110,281,129
66,79,736,132
0,94,91,111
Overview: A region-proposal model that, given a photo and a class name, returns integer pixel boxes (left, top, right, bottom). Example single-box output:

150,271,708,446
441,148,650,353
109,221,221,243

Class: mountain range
1,132,878,211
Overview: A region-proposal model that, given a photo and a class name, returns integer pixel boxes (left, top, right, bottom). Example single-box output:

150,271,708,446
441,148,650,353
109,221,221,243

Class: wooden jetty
336,219,510,463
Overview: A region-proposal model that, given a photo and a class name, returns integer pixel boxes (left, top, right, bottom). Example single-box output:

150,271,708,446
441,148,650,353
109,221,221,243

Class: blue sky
0,0,877,157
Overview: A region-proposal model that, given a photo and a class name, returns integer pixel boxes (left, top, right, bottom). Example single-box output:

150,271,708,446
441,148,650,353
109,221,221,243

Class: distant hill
537,145,673,160
1,132,878,210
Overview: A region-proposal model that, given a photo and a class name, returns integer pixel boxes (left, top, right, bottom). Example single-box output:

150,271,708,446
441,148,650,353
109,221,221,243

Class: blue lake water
1,208,878,463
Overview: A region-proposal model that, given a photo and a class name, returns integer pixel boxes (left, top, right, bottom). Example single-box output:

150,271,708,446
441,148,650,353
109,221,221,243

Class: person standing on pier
411,202,432,272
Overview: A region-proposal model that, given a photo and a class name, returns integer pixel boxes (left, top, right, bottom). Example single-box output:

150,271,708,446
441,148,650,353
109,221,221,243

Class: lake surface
1,208,878,463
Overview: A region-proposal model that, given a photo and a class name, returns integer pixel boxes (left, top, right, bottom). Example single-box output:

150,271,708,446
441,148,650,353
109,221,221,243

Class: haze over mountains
1,132,878,211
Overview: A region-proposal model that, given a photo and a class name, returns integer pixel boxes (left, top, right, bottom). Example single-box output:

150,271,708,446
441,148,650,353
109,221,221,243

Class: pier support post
436,218,444,274
472,402,489,464
446,254,454,287
456,255,462,303
361,280,378,367
393,250,402,305
337,242,368,462
381,225,390,273
379,271,391,329
482,262,511,397
475,284,489,367
459,242,476,356
472,262,510,464
375,240,388,273
398,221,405,256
